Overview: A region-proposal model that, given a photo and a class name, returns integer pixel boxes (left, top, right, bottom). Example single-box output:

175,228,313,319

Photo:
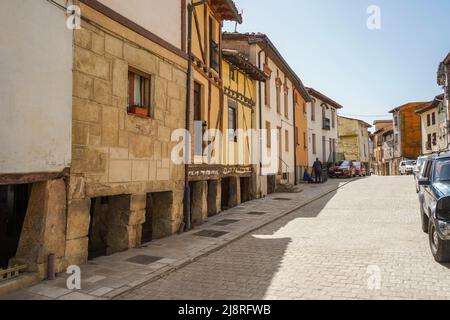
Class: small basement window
128,67,152,117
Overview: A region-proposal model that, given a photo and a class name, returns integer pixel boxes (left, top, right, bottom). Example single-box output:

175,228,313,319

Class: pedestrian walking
313,158,323,184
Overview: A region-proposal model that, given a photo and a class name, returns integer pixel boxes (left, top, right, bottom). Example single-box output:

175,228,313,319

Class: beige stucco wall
98,0,183,49
0,0,72,174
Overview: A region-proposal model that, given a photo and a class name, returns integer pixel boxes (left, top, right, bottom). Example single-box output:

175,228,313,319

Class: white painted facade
307,94,339,166
99,0,183,49
418,107,440,155
0,0,73,174
259,53,295,182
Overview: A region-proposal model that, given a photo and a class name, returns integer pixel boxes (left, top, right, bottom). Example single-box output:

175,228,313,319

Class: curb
112,179,355,299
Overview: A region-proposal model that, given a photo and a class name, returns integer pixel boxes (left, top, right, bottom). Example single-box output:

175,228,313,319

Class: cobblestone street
120,176,450,300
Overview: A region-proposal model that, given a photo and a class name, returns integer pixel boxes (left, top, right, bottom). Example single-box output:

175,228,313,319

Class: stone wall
66,16,187,267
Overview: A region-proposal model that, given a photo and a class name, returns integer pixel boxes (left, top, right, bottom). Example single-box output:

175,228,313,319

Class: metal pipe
257,42,268,196
183,0,206,231
47,253,55,280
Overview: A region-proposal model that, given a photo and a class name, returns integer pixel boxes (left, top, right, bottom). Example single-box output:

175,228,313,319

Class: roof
373,120,393,125
444,52,450,65
222,32,312,102
210,0,242,23
373,123,393,136
338,116,371,128
306,87,344,109
389,101,431,114
415,94,444,115
222,49,267,81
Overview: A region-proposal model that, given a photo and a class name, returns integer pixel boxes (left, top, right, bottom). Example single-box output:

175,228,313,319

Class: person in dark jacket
313,158,323,183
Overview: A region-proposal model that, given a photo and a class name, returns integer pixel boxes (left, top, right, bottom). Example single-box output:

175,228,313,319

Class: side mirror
418,177,431,186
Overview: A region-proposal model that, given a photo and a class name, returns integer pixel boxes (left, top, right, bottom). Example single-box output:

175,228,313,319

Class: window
230,67,236,82
304,132,307,149
433,133,437,145
266,121,271,148
311,101,316,121
295,127,300,146
209,17,219,72
432,112,436,125
276,82,281,114
264,57,271,106
427,114,431,127
284,87,289,118
303,102,307,115
128,67,151,117
312,133,317,154
193,82,202,121
331,110,335,128
285,130,289,152
228,100,237,142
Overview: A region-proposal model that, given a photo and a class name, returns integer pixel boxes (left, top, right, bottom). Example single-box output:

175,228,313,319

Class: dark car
335,160,356,178
328,161,344,178
418,153,450,262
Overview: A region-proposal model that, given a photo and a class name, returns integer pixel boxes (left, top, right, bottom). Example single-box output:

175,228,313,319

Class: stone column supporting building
15,180,67,276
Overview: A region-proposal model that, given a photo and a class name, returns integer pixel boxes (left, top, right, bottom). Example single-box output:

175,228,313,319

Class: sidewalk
2,179,353,300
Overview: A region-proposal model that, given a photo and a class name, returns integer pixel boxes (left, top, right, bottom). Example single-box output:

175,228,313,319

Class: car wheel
429,221,450,262
420,205,429,233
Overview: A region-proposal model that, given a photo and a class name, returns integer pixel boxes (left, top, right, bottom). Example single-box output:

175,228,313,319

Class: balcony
322,117,331,131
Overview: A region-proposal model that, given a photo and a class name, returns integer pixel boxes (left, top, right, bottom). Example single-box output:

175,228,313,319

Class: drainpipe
257,41,268,196
184,0,206,231
293,92,297,185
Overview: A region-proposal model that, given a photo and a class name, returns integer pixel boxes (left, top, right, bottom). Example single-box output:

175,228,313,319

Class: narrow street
120,176,450,300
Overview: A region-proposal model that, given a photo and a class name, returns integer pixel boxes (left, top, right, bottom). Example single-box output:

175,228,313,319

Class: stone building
222,33,311,195
0,0,73,289
306,88,342,167
371,120,393,176
66,0,191,266
337,116,371,167
415,95,446,155
437,53,450,151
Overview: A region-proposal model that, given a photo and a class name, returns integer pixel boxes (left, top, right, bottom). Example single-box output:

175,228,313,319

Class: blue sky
223,0,450,127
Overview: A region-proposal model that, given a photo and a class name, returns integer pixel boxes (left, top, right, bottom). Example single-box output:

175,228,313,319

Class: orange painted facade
294,89,308,168
396,102,430,159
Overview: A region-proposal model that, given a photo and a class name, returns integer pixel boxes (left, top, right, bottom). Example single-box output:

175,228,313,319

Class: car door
422,160,434,215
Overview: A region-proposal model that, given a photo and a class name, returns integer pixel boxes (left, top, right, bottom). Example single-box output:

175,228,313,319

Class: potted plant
129,105,149,117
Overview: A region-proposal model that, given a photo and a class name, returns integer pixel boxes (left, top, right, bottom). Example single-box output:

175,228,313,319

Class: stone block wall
66,17,187,267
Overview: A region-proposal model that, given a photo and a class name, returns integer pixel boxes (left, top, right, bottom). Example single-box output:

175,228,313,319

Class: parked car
335,160,356,178
399,160,416,175
328,161,344,178
415,156,433,193
353,162,366,177
417,153,450,262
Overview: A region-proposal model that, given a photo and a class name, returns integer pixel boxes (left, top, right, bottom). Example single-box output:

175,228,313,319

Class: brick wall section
66,18,187,267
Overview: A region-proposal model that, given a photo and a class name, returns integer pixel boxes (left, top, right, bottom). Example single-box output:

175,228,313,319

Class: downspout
184,0,206,231
257,41,268,196
293,91,297,185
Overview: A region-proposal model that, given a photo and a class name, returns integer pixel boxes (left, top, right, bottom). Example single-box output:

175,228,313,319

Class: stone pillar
228,176,241,208
152,191,174,239
207,180,221,217
15,179,67,278
106,194,145,255
191,181,208,226
65,198,91,268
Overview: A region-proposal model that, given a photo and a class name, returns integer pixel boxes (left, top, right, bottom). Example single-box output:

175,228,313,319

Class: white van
399,160,416,175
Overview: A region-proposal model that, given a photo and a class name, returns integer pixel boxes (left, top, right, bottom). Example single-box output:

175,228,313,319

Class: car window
434,159,450,182
422,160,432,178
